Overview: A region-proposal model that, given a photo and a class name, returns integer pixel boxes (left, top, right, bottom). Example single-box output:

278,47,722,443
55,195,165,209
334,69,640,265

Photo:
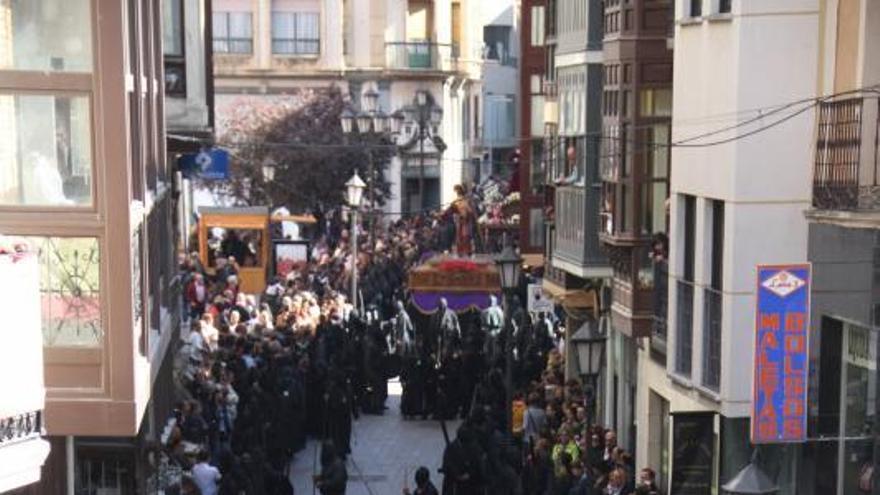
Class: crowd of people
435,326,662,495
163,209,475,494
154,197,662,495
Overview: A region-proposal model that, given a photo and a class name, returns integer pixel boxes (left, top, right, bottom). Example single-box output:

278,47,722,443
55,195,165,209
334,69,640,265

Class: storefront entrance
814,318,878,495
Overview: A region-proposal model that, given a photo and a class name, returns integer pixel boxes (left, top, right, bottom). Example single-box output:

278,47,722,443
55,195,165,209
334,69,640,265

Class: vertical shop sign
752,264,811,443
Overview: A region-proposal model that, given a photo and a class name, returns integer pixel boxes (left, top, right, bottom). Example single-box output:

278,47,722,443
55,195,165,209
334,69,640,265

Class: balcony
385,42,457,71
0,251,50,492
811,96,880,213
674,280,694,377
652,259,668,354
552,185,611,278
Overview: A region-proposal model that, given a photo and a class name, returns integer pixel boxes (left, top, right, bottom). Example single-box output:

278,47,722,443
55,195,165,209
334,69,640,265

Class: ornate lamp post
405,89,445,213
340,88,395,245
495,239,522,431
570,321,607,426
345,172,366,308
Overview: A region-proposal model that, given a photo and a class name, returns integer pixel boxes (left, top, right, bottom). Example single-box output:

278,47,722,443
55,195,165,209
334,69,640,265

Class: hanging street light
721,451,780,495
340,107,356,135
356,111,373,134
261,158,276,182
570,320,607,426
494,237,523,433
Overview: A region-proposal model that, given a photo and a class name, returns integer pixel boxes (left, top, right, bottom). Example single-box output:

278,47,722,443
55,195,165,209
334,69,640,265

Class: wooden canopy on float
198,207,270,294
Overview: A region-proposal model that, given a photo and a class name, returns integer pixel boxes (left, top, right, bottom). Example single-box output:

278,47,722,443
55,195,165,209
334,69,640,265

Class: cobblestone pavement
289,379,461,494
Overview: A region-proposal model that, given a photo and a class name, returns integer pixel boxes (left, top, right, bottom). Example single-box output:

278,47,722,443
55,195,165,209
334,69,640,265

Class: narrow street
289,379,460,494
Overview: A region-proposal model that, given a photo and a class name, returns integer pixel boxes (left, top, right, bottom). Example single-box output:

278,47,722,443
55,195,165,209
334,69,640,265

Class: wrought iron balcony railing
812,96,880,211
0,411,42,446
675,280,694,377
702,287,722,391
385,42,457,71
652,260,668,342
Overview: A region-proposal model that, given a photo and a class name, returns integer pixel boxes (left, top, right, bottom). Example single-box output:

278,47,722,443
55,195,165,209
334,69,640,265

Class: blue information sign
751,264,811,444
179,149,230,180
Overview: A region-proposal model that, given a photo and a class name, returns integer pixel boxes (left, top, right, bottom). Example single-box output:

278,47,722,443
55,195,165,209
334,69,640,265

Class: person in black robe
324,368,355,458
440,425,485,495
314,442,348,495
344,312,367,413
362,318,388,414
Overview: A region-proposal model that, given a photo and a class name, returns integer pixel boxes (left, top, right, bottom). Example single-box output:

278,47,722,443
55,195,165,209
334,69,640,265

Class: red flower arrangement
436,259,482,273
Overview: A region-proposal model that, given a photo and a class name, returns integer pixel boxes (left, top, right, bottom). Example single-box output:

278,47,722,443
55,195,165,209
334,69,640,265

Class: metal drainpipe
66,436,75,494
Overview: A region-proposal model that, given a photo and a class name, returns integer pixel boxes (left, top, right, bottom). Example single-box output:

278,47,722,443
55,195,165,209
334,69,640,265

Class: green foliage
212,86,392,213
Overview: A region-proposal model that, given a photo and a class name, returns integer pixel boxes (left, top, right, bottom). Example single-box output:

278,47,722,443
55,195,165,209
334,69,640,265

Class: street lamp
372,110,389,134
261,159,276,182
340,107,355,134
407,90,445,214
495,239,522,432
430,105,443,135
362,88,380,113
356,111,373,134
721,451,779,495
340,86,402,247
571,321,607,426
416,89,428,107
345,172,366,308
390,110,406,135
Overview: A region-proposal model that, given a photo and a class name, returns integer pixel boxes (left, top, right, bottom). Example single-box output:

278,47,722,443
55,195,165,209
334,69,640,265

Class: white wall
665,1,820,417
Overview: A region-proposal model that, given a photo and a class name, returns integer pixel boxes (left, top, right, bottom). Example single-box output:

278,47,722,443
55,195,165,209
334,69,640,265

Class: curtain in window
272,12,318,54
296,13,319,53
212,13,229,52
230,13,252,38
273,11,296,42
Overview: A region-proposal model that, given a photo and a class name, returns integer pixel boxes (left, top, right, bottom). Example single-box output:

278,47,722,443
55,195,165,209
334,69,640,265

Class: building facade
517,0,548,255
634,1,829,494
539,0,610,422
164,0,216,251
599,0,673,454
0,0,190,491
802,0,880,493
211,0,512,218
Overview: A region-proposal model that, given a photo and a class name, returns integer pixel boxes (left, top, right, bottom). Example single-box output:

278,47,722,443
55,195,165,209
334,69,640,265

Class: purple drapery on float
411,291,502,314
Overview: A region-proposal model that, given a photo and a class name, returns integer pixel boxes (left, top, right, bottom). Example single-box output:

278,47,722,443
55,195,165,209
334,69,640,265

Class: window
719,0,732,14
640,88,673,117
213,12,254,53
531,6,545,46
690,0,702,17
529,208,545,248
485,95,515,144
676,195,696,377
0,0,93,72
702,200,724,391
25,236,103,348
162,0,183,56
483,25,512,64
530,139,545,193
530,75,545,137
642,124,670,235
0,1,97,208
272,12,320,55
0,94,94,206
